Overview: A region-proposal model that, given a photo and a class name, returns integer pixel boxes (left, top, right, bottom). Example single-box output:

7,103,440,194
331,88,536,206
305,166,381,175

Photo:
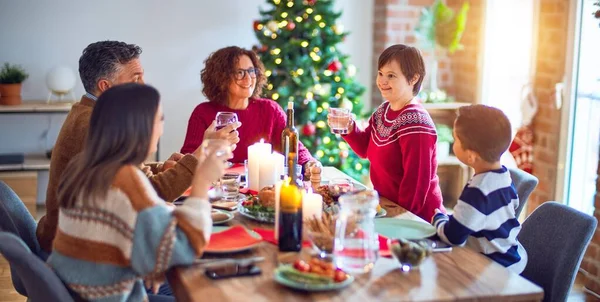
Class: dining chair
0,232,74,302
0,180,48,296
518,201,597,302
509,168,538,217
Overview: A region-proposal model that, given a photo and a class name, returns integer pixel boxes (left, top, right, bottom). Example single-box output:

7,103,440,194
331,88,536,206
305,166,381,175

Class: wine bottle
278,153,303,252
281,101,299,166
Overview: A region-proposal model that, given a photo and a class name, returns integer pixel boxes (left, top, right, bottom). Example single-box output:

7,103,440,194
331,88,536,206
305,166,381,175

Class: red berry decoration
302,123,316,136
327,60,342,73
253,20,262,31
286,21,296,31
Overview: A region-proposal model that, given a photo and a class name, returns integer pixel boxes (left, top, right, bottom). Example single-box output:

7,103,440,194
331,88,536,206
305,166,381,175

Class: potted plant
436,124,454,160
0,63,29,105
415,0,469,92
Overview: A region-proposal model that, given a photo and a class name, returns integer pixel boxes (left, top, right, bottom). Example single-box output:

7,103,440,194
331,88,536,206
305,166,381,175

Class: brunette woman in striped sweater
47,83,231,301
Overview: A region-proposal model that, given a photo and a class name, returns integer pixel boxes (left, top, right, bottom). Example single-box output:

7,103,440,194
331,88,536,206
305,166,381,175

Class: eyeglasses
234,68,258,80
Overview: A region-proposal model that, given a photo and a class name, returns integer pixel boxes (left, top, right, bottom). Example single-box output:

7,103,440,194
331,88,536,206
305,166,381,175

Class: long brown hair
200,46,267,105
58,83,160,208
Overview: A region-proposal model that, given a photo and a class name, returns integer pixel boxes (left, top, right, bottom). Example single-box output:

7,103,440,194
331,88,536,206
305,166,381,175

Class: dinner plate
211,209,234,225
205,226,263,254
238,205,275,223
374,218,436,240
324,204,387,218
273,265,354,292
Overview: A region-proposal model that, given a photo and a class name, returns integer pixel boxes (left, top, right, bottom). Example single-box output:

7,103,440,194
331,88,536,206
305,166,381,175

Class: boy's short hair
454,105,512,163
378,44,425,96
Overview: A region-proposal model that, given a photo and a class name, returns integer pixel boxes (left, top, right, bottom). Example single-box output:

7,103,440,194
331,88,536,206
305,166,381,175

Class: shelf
0,154,51,171
437,155,466,166
422,102,471,110
0,101,73,114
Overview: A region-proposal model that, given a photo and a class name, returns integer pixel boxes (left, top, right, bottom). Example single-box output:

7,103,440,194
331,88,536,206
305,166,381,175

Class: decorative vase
0,83,23,105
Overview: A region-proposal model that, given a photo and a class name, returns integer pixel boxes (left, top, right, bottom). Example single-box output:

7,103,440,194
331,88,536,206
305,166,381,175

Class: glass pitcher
333,190,379,274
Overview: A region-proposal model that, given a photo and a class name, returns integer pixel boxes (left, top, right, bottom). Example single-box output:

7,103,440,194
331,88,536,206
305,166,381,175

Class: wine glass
215,112,238,131
215,112,238,168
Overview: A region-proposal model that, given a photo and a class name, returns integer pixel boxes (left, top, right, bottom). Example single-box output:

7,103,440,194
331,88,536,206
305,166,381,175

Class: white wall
0,0,373,160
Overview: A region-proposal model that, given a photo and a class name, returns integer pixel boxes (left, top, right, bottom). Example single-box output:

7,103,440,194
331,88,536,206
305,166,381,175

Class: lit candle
247,139,272,191
302,190,323,220
271,152,285,181
274,180,283,239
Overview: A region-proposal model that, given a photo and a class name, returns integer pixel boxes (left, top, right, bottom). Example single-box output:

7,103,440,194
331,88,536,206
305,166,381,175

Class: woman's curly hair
200,46,267,104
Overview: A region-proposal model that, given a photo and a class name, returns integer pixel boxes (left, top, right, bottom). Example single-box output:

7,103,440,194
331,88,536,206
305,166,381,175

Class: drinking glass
283,164,303,181
329,108,351,134
215,112,238,131
221,172,241,200
201,139,231,201
333,190,379,274
328,178,354,203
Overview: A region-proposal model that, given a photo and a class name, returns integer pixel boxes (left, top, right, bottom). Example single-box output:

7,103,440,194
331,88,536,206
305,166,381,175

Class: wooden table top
167,168,544,302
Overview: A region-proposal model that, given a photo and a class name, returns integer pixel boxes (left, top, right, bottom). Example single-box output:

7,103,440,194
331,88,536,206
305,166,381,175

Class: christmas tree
252,0,369,181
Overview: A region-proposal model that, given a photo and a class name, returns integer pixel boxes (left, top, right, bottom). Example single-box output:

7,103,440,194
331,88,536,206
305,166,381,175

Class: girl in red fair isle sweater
181,46,316,169
330,44,445,222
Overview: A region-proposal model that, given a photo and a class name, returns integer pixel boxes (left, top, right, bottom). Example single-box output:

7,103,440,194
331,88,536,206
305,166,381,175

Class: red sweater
181,98,314,165
343,102,444,221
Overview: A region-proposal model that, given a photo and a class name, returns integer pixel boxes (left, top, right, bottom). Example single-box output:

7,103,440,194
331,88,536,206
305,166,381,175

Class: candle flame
260,138,265,143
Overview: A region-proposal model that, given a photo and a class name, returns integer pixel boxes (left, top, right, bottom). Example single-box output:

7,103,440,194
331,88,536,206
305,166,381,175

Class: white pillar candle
248,139,272,191
259,155,275,189
274,180,283,240
271,152,285,181
302,191,323,220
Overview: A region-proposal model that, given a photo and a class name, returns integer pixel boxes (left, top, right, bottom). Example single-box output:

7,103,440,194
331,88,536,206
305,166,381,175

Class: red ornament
286,21,296,31
305,0,317,5
327,60,342,73
253,20,261,31
260,45,268,52
302,123,316,136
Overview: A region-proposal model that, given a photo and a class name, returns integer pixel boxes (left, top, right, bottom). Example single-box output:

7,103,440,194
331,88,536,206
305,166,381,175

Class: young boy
432,104,527,274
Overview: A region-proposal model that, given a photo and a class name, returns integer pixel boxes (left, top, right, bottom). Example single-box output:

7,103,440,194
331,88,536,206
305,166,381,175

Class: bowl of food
388,238,432,271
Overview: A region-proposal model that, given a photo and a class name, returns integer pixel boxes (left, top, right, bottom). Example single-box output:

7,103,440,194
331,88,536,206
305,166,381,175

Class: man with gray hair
37,41,202,254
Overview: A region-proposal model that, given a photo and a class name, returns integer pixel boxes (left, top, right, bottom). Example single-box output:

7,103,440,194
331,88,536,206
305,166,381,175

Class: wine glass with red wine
215,112,238,131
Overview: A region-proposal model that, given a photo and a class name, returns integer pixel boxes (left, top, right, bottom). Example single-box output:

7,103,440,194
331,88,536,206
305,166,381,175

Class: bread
258,185,276,208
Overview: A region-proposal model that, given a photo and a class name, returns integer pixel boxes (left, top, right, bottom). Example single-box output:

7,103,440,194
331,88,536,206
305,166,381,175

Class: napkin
252,228,312,248
205,226,262,252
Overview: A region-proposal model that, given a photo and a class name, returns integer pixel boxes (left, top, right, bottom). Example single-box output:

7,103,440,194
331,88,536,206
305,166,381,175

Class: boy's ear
409,74,420,86
466,149,478,165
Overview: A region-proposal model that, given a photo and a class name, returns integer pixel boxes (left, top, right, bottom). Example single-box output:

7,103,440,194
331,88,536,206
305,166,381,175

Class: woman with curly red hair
181,46,318,170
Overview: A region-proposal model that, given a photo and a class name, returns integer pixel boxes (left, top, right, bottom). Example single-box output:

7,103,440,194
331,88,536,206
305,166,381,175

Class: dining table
167,167,544,302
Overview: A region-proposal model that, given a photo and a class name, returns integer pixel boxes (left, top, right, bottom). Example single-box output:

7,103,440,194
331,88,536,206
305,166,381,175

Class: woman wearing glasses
181,46,317,170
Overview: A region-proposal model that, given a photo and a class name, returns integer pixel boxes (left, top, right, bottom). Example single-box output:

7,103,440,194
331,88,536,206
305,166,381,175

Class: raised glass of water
221,173,241,200
329,108,351,134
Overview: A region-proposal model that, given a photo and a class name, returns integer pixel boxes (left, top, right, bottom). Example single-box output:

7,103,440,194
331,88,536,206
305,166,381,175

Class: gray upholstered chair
509,168,538,217
0,180,48,296
518,201,597,302
0,232,74,302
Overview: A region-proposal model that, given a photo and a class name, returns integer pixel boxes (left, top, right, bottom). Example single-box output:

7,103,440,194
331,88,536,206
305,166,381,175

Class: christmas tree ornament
266,20,279,32
286,21,296,30
302,123,316,136
327,60,342,72
253,20,263,31
304,0,317,6
340,150,349,159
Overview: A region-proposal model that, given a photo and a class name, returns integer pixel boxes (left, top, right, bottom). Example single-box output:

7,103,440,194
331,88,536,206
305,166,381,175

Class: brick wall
372,0,484,106
527,0,569,213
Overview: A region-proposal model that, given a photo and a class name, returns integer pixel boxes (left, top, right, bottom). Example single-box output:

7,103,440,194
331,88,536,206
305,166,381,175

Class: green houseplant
435,124,454,160
415,0,469,93
0,63,29,105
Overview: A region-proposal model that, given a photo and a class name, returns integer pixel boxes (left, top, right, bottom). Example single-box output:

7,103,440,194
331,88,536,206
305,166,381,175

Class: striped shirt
432,166,528,274
47,165,212,301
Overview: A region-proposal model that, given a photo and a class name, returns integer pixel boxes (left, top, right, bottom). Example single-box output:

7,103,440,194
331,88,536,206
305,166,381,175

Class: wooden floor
0,206,596,301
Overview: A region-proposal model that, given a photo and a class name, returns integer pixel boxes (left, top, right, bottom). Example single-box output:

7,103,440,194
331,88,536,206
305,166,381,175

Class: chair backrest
509,168,538,217
0,181,41,255
0,232,74,302
518,202,597,302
